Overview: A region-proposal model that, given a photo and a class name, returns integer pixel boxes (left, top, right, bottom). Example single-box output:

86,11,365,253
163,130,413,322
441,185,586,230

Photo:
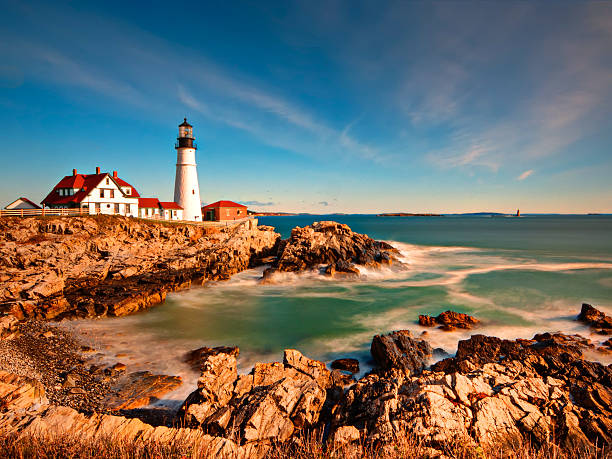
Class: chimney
72,168,77,176
113,171,118,178
96,166,101,174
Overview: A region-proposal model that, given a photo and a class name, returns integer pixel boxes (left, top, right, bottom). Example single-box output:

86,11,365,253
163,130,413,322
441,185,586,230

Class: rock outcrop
180,348,333,446
1,326,611,455
371,330,433,373
333,330,612,451
0,216,279,319
418,310,480,331
577,303,612,333
262,221,399,281
0,370,264,458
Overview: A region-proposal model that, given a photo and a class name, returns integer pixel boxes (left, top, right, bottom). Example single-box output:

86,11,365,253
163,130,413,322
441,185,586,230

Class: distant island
377,213,443,217
248,211,298,216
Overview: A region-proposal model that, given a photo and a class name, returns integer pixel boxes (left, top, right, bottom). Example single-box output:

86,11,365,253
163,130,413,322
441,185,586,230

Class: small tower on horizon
174,118,202,221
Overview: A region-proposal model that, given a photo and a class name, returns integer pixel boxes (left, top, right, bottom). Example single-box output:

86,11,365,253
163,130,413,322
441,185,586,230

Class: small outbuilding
202,200,247,221
4,197,41,210
160,201,183,221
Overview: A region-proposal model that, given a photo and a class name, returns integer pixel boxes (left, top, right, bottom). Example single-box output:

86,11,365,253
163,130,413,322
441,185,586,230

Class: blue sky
0,0,611,213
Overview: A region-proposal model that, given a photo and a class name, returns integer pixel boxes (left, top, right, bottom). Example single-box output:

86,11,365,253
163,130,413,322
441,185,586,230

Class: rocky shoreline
0,217,398,320
1,216,611,457
0,304,611,457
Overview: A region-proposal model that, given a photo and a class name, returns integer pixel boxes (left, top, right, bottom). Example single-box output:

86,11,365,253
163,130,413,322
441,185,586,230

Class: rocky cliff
0,216,279,319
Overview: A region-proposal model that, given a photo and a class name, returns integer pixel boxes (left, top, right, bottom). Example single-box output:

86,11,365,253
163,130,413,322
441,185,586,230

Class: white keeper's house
41,167,140,216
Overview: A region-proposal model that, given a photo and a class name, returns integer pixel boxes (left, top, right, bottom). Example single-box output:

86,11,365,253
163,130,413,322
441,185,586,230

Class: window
70,189,74,196
192,189,195,195
100,189,104,198
107,204,110,208
237,210,241,215
59,189,63,196
95,203,100,213
109,189,114,199
125,188,131,195
114,203,120,213
226,209,230,217
106,178,109,185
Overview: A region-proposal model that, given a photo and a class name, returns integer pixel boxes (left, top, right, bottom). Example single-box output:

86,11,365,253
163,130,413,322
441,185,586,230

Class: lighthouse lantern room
173,118,202,221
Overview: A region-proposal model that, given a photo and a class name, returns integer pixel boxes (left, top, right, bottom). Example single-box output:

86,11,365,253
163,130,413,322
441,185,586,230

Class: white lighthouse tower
174,118,203,221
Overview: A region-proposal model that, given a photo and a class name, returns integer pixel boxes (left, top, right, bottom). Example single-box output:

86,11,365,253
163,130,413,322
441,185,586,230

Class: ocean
68,214,612,405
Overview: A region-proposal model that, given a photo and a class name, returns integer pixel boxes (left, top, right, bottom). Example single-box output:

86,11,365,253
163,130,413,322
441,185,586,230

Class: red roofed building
41,167,139,216
138,199,184,221
159,202,183,221
202,200,247,221
138,198,161,218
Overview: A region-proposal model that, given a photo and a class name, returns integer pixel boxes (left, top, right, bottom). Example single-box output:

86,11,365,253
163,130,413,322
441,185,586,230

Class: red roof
202,200,247,209
114,177,141,197
41,171,140,206
42,173,106,206
138,198,161,208
159,201,182,210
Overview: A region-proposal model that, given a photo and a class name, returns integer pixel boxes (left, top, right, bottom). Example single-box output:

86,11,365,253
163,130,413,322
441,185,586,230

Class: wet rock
370,330,432,373
418,310,480,331
331,358,360,374
103,371,182,410
578,303,612,329
265,221,399,278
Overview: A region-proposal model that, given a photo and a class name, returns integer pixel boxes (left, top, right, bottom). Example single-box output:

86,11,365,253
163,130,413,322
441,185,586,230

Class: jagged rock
578,303,612,329
103,371,182,410
0,314,18,339
331,358,360,374
265,221,398,278
180,350,329,445
370,330,432,372
179,346,239,427
231,367,326,442
418,310,480,331
283,349,331,389
0,370,48,412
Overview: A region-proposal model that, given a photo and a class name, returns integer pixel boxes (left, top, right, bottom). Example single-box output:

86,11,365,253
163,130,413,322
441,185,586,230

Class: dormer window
106,178,110,185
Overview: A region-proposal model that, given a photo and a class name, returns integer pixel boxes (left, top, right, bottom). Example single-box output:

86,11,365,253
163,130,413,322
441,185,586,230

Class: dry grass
0,431,609,459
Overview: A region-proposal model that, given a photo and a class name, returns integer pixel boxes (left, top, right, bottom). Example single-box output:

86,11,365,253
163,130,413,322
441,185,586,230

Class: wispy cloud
318,201,329,206
517,169,534,181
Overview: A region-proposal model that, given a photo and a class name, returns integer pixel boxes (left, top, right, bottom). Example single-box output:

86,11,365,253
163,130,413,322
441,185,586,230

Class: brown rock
104,371,182,410
331,358,360,374
418,310,480,330
370,330,432,373
577,303,612,329
266,221,399,278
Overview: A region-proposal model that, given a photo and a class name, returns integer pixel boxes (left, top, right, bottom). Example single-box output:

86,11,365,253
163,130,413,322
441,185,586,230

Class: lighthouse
174,118,203,221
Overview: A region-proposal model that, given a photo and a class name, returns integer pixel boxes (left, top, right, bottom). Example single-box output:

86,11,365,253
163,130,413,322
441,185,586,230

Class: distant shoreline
377,213,443,217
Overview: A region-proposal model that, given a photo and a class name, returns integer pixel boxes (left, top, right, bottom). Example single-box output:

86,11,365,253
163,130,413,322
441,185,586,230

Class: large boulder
262,221,398,281
578,303,612,330
370,330,432,373
179,349,329,446
179,346,239,427
418,310,480,331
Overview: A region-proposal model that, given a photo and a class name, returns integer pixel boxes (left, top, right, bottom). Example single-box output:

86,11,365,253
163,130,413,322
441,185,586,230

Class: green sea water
70,215,612,403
